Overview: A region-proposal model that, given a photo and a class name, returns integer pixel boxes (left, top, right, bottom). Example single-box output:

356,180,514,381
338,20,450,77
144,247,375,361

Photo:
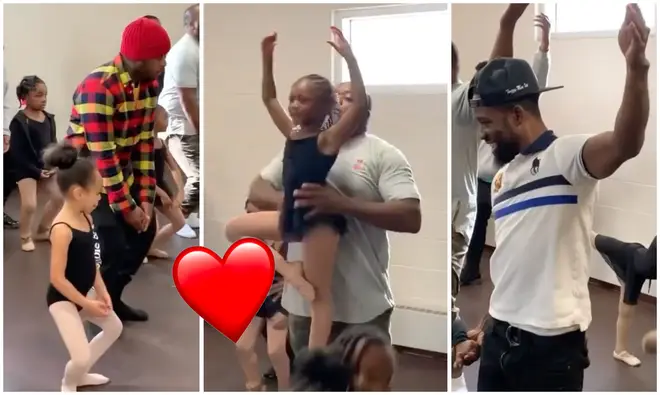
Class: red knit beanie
120,17,171,61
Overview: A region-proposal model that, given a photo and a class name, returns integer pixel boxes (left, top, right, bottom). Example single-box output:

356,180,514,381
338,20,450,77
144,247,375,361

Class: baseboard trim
394,345,447,360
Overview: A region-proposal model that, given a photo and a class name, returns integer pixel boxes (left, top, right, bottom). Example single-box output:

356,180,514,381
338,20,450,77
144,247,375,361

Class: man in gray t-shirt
249,85,421,354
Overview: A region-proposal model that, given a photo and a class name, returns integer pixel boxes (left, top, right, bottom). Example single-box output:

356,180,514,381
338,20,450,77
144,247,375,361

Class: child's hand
327,26,353,59
84,299,109,317
40,169,52,179
261,32,277,56
96,291,113,311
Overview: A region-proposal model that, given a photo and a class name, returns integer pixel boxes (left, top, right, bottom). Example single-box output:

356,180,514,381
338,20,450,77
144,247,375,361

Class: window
332,4,449,90
539,2,656,36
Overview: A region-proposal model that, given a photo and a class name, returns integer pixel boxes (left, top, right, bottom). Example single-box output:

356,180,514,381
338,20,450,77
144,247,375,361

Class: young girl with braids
45,142,122,391
225,27,369,350
8,76,61,251
292,325,395,391
147,106,187,259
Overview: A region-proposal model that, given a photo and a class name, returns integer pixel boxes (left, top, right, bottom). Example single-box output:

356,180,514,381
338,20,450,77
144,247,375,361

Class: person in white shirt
470,4,650,391
3,65,19,228
450,3,528,387
158,4,200,238
461,13,551,286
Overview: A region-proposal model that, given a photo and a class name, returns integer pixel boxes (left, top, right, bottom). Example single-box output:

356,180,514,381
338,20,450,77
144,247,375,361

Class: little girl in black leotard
225,26,369,349
44,142,123,392
147,106,187,260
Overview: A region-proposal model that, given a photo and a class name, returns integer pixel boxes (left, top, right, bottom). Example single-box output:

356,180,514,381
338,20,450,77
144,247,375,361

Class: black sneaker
263,367,277,381
115,302,149,322
4,213,18,229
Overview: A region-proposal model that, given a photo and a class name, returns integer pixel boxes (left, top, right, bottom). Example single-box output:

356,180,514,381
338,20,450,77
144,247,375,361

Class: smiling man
248,82,421,355
468,4,650,391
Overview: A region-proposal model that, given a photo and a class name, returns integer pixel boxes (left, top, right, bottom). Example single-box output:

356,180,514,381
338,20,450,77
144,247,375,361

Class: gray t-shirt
259,133,421,323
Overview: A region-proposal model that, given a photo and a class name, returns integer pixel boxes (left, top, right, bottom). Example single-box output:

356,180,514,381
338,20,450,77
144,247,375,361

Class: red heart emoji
173,239,275,342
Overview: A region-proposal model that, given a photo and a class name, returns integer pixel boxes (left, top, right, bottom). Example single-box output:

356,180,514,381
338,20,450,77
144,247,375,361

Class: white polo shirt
488,131,598,336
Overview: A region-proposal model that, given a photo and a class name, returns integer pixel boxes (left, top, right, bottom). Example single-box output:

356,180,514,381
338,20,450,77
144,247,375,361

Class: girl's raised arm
262,32,294,138
319,27,369,154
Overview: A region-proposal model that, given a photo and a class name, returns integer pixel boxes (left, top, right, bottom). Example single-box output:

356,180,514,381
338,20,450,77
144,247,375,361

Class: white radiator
391,305,447,354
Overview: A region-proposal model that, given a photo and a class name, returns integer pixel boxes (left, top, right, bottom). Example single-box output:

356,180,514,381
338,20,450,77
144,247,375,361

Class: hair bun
43,142,78,170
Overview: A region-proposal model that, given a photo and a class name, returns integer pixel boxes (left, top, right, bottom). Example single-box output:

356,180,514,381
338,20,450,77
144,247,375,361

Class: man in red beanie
66,17,171,322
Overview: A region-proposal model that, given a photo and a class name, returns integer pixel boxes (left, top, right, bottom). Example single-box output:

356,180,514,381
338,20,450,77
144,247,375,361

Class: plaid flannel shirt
66,55,157,215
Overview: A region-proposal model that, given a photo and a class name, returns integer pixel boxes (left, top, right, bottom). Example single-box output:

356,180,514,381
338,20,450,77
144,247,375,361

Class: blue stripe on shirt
494,194,578,219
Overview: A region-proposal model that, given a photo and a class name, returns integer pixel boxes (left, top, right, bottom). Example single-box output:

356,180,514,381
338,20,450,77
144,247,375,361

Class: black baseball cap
469,57,563,108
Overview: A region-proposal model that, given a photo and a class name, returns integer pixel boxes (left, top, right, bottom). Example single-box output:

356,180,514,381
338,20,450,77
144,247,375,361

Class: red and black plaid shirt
66,55,158,214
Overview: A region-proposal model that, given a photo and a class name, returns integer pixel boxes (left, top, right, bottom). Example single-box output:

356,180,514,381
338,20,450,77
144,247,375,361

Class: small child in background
235,199,291,391
292,326,395,391
9,75,61,251
147,106,187,259
45,142,123,391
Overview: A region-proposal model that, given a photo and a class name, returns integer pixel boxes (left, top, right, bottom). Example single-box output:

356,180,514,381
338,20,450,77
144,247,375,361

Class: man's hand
140,202,154,231
40,169,52,179
454,339,480,369
619,3,650,70
3,135,9,153
125,207,146,231
501,3,529,27
293,183,349,219
535,13,551,52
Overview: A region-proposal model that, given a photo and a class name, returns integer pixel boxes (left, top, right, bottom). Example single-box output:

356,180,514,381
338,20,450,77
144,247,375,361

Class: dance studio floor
456,248,657,392
3,194,200,392
204,322,447,391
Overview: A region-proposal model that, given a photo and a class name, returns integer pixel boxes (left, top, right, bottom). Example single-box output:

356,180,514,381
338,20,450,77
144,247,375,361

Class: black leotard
280,135,347,242
46,215,100,310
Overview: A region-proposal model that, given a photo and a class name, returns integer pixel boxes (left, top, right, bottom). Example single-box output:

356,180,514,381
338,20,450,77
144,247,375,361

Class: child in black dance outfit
292,326,395,391
236,199,292,391
45,142,123,392
147,106,187,259
225,26,369,349
593,233,657,366
9,76,61,252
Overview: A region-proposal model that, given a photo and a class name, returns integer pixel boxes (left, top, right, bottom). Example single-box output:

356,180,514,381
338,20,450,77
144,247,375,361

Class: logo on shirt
530,157,540,176
493,171,503,193
353,159,365,171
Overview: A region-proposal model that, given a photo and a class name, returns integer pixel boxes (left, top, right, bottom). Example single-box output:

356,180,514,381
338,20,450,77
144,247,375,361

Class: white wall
4,3,190,138
453,4,657,296
204,3,448,315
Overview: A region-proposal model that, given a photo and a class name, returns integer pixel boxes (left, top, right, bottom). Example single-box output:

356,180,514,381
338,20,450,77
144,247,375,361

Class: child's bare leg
266,312,290,390
35,178,63,240
303,225,339,348
150,205,187,257
235,317,265,391
614,286,641,366
17,178,38,251
226,212,315,300
225,211,282,242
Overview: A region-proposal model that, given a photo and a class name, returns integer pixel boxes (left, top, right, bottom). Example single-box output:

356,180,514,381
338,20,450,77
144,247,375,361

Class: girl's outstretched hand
327,26,353,58
261,32,277,56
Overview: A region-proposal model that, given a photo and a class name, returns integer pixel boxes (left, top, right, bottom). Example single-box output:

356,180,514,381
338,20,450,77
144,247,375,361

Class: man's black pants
461,179,492,282
91,194,156,307
477,318,590,391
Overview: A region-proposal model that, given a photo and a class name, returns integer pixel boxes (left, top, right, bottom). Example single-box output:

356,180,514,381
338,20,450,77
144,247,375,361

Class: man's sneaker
4,213,18,229
176,224,197,239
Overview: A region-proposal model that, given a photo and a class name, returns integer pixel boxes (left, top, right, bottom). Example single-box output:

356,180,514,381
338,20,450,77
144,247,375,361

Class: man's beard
492,140,519,166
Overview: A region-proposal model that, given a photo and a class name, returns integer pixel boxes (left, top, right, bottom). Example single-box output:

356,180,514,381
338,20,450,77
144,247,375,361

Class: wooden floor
3,194,200,392
455,248,657,392
204,323,448,391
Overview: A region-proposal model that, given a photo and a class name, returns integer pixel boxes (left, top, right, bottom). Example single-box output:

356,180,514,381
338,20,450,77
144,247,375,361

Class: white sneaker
186,213,200,229
176,224,197,239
